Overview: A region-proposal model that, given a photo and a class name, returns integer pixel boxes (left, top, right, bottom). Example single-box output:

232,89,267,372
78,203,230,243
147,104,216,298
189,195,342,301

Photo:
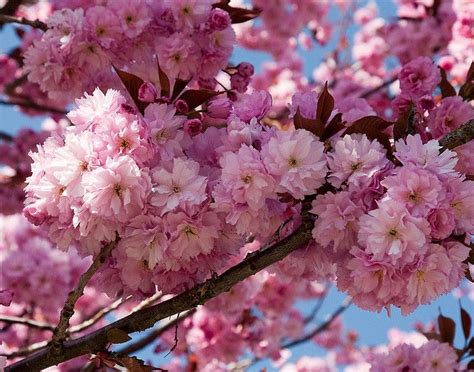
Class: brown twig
0,340,49,359
360,76,398,99
0,131,14,141
6,216,314,371
0,99,68,115
283,298,352,349
69,296,131,335
116,309,195,356
50,237,119,355
0,14,47,30
0,316,54,331
439,119,474,150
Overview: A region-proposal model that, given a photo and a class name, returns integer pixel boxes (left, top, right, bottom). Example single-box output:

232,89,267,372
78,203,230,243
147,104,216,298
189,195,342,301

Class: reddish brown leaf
393,105,413,140
294,108,323,137
422,332,442,342
438,313,456,345
179,89,220,110
113,67,147,114
171,78,191,101
321,113,345,141
213,1,261,24
316,82,334,125
459,62,474,101
343,115,393,156
119,356,156,372
438,67,457,98
157,59,170,98
461,306,472,340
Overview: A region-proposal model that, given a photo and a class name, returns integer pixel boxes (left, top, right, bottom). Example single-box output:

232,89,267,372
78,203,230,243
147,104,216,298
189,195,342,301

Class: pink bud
209,8,231,31
206,96,232,119
138,82,158,102
237,62,254,77
175,99,189,113
231,74,250,93
184,118,202,136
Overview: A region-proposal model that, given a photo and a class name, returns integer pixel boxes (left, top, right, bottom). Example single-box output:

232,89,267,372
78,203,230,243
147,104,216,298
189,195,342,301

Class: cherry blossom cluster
0,214,111,358
22,0,236,102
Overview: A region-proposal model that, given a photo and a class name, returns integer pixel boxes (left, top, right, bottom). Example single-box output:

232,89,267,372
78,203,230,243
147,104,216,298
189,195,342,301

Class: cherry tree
0,0,473,371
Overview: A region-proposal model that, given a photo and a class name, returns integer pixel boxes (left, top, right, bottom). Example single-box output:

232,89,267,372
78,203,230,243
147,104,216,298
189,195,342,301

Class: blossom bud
237,62,254,77
175,99,189,114
206,96,232,119
198,77,217,90
184,118,202,136
209,8,231,31
230,74,250,93
138,82,158,102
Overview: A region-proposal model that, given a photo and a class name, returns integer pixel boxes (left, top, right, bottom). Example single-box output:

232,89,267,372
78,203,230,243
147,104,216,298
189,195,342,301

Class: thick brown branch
0,316,54,331
0,14,47,30
6,217,314,371
50,238,118,354
439,119,474,150
116,309,195,356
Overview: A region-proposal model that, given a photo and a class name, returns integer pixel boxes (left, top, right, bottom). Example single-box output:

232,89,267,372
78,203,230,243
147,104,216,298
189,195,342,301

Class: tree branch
360,76,397,99
439,119,474,150
0,99,68,115
0,316,54,331
0,14,47,30
116,309,195,356
6,216,314,371
283,298,352,349
0,131,14,142
50,237,118,354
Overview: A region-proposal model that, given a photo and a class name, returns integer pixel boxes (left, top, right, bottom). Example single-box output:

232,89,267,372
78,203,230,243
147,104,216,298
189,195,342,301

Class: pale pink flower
358,200,430,265
67,88,125,130
311,191,363,253
427,205,456,240
398,56,440,98
85,6,122,49
232,91,272,122
218,145,275,209
157,33,201,79
262,129,327,199
288,91,317,119
381,165,444,217
416,340,459,371
110,0,151,38
394,135,458,177
327,134,388,188
426,96,474,138
82,156,150,222
151,158,207,215
336,97,375,124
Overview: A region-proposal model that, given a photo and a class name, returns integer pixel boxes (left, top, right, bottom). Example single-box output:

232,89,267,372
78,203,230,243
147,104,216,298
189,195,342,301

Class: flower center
388,229,398,237
288,157,298,168
114,184,122,196
241,174,252,184
351,162,362,171
416,270,426,282
172,185,181,193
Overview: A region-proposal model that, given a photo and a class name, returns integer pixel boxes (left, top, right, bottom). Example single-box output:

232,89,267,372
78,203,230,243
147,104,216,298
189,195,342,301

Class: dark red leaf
438,67,457,98
459,62,474,101
213,1,261,24
468,360,474,370
461,306,472,340
422,332,442,342
157,59,170,98
113,67,147,114
171,78,191,101
321,112,345,141
106,328,132,344
294,108,323,138
179,89,220,110
316,82,334,125
343,115,393,156
438,313,456,345
393,105,413,140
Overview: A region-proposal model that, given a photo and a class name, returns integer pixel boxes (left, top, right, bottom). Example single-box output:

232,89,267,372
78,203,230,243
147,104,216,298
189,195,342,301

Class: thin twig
0,14,47,30
0,131,14,141
0,340,49,359
130,292,163,313
6,215,314,371
50,237,119,354
360,76,398,99
69,296,131,334
283,298,352,349
0,99,67,115
0,316,54,331
303,291,328,324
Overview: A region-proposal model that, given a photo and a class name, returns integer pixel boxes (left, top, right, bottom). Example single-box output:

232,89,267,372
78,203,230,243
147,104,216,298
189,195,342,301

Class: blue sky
0,2,471,370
